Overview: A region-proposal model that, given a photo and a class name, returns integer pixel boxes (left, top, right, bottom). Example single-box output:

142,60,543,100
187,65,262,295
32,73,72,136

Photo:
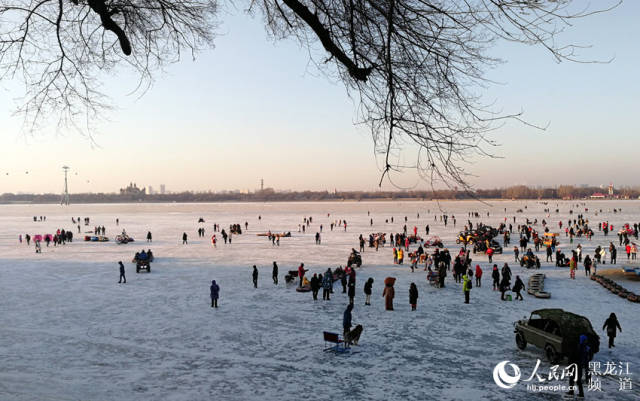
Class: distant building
148,186,154,195
608,183,614,196
120,182,146,196
160,184,166,194
590,192,606,199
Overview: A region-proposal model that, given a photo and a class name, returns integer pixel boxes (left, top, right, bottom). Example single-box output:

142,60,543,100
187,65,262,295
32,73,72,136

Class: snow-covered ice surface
0,200,639,401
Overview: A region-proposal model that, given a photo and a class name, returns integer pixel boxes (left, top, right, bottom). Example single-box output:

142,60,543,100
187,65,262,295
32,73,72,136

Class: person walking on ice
311,274,321,300
512,276,525,300
210,280,220,308
409,282,418,311
603,313,622,348
343,304,353,338
322,269,332,300
364,277,373,305
475,264,482,287
382,277,395,310
583,255,592,276
118,261,126,284
462,274,471,304
182,232,188,244
348,281,356,305
272,262,278,285
569,256,576,279
492,265,499,290
252,265,259,288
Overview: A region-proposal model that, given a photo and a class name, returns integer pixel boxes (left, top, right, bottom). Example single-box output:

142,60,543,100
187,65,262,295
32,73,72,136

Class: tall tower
61,166,70,205
608,182,614,196
261,178,264,191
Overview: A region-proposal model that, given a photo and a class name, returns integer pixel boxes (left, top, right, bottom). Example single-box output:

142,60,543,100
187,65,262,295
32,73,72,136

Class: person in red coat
486,247,494,263
475,264,483,287
348,267,356,284
298,263,306,287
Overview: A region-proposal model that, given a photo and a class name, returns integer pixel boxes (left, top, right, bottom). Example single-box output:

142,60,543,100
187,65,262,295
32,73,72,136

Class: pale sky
0,1,638,194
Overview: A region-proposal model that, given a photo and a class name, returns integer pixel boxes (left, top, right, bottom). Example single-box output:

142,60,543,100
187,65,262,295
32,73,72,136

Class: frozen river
0,200,639,400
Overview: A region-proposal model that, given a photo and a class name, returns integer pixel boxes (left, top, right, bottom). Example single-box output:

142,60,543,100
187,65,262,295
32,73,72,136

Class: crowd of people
18,207,629,395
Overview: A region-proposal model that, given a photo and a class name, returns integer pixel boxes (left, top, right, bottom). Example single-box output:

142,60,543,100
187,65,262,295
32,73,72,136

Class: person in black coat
409,282,418,311
252,265,258,288
499,275,510,301
453,257,463,283
347,281,356,304
512,276,525,300
310,274,321,300
118,261,126,283
566,335,590,398
501,263,512,282
583,255,592,276
182,232,188,244
603,313,622,348
348,269,356,286
364,277,373,305
343,304,353,338
341,273,348,293
438,262,446,288
491,265,500,290
610,246,617,264
210,280,220,308
272,261,278,285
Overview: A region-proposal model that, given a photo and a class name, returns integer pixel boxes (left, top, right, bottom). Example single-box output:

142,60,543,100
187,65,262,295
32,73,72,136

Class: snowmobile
115,234,134,244
520,253,541,269
347,250,362,268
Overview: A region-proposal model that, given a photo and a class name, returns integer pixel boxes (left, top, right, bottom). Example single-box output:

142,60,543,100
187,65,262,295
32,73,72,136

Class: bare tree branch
0,0,620,190
255,0,619,190
0,0,217,134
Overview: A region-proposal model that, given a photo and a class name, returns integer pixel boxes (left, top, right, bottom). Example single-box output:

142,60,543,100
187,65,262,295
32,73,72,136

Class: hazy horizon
2,182,632,196
1,1,638,194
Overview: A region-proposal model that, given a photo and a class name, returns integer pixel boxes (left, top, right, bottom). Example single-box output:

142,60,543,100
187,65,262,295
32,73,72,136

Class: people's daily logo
493,361,521,389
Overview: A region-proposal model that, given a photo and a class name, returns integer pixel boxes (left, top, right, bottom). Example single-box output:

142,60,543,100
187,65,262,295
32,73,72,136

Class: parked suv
514,309,599,363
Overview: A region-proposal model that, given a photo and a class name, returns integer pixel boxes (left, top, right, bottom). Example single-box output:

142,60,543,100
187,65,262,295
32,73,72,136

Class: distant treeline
1,185,639,204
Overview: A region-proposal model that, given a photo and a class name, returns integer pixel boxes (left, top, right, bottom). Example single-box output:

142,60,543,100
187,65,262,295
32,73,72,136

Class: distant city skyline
3,178,633,196
0,2,638,194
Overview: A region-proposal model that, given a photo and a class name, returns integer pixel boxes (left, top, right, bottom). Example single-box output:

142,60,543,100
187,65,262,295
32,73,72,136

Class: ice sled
115,234,134,244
